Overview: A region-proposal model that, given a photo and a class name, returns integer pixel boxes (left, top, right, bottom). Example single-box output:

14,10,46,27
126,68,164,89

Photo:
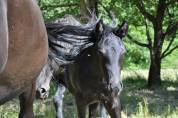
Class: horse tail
0,0,8,73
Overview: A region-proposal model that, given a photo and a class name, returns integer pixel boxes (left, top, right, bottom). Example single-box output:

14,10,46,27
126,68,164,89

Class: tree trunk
79,0,98,20
148,48,161,88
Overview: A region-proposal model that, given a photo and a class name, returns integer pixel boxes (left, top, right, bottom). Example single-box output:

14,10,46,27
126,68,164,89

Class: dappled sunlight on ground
120,69,178,117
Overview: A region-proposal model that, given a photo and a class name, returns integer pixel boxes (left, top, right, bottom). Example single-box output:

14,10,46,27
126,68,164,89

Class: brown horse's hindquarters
0,76,36,105
5,0,48,81
0,84,25,105
0,0,8,73
0,0,48,104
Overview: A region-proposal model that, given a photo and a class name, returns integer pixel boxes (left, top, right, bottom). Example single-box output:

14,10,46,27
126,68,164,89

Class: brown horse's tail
0,0,8,73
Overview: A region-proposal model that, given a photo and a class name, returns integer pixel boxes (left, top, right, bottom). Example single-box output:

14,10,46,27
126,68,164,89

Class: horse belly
0,0,48,104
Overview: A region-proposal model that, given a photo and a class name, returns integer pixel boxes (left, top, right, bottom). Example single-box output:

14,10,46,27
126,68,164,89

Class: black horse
37,16,128,118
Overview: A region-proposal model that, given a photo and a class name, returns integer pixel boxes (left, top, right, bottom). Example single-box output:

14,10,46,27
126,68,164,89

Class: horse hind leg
54,84,66,118
89,103,108,118
19,81,36,118
0,0,8,73
89,103,99,118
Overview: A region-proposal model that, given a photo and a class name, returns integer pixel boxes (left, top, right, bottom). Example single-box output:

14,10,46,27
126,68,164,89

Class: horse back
0,0,48,104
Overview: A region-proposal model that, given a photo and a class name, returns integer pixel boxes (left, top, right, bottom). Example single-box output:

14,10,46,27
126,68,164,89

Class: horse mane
46,15,98,65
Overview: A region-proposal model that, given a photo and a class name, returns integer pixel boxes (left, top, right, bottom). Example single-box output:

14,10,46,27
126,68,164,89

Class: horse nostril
114,87,120,93
120,82,123,88
41,88,46,93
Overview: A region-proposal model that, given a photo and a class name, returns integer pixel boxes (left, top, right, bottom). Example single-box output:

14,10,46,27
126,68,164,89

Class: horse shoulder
0,0,8,73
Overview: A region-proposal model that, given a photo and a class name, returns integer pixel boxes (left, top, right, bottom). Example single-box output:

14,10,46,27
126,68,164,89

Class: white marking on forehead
103,33,126,53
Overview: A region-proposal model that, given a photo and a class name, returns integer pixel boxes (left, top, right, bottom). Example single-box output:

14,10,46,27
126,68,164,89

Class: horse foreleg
89,103,99,118
54,84,66,118
18,81,36,118
103,98,121,118
75,94,87,118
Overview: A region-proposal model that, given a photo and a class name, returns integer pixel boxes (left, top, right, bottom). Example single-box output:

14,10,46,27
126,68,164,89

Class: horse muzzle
110,82,123,96
36,88,49,99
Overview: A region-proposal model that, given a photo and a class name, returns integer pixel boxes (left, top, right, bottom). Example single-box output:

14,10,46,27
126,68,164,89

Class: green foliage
123,25,150,69
98,0,178,70
38,0,178,70
38,0,80,21
124,45,149,69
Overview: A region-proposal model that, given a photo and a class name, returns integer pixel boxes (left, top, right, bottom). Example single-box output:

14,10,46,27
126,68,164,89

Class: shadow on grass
1,74,178,118
35,75,178,117
121,75,178,117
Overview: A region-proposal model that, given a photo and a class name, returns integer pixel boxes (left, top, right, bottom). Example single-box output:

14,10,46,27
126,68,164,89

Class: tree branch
161,45,178,58
127,34,149,48
40,3,79,10
136,0,155,23
144,17,152,48
167,0,178,5
161,34,176,59
164,22,178,36
98,2,113,19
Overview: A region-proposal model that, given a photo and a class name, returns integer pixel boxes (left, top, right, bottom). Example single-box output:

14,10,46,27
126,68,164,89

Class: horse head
88,20,128,96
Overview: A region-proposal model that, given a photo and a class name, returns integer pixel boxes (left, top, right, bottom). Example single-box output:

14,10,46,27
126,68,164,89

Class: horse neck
75,49,105,80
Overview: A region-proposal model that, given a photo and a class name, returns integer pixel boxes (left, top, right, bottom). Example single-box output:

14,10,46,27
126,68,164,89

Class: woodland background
1,0,178,118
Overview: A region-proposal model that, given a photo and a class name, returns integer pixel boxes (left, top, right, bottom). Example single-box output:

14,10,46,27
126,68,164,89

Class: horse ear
114,21,128,38
91,20,104,42
95,20,104,35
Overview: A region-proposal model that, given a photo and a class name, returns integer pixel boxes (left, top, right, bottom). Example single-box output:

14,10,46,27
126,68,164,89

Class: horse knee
54,88,65,106
54,95,63,107
54,96,63,118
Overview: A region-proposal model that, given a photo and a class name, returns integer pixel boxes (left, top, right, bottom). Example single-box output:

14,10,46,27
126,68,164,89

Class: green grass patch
1,70,178,118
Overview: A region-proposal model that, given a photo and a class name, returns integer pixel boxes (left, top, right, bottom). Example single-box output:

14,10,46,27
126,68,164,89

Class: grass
121,70,178,118
1,70,178,118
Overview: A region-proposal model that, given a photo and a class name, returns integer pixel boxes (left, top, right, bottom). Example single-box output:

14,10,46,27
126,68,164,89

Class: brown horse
0,0,48,117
